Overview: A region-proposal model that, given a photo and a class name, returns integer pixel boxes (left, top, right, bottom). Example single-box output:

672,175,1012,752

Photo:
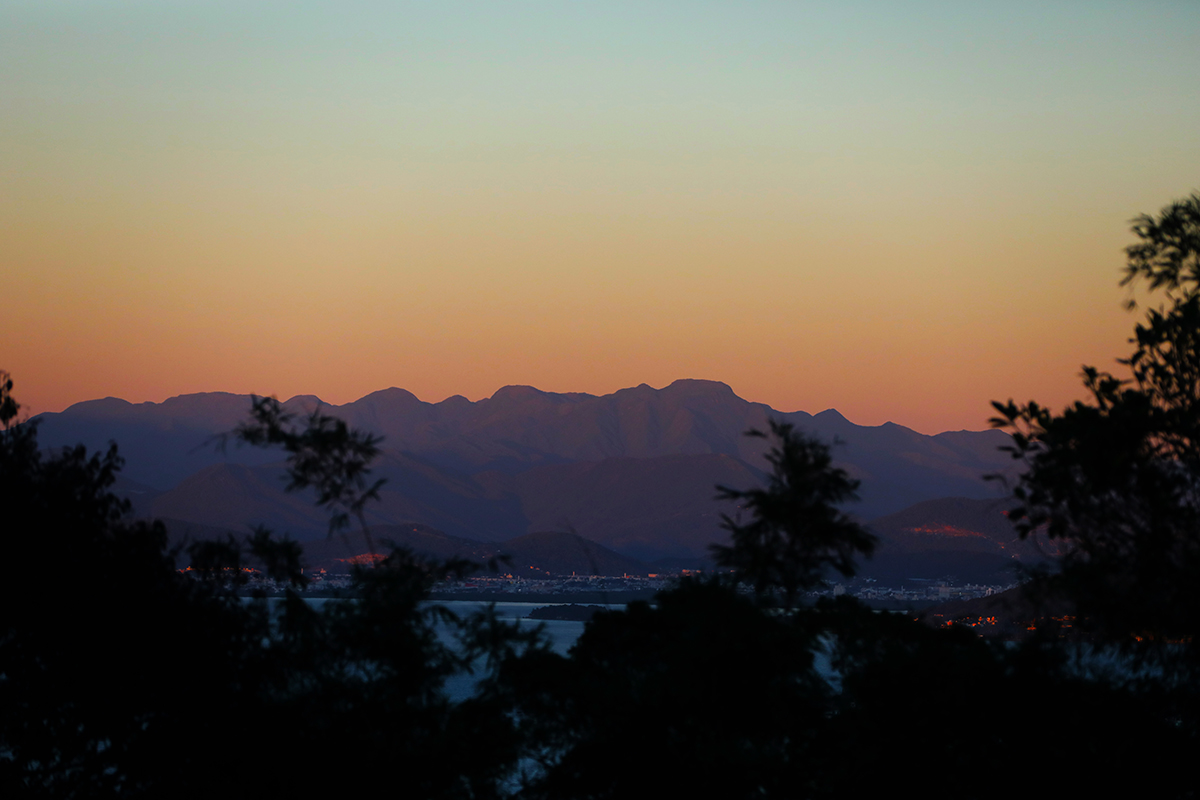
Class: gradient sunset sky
4,1,1198,434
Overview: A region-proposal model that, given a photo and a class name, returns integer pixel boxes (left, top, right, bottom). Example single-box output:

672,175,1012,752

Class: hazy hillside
31,380,1016,560
857,496,1062,585
156,494,1054,584
475,453,761,561
162,519,655,578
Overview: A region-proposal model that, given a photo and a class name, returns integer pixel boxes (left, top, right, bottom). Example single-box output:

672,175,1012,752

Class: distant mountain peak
490,385,549,402
282,394,325,408
661,378,739,397
62,396,135,416
33,378,1015,562
353,387,423,406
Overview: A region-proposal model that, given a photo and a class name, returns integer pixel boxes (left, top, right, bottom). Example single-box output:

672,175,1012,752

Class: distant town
213,566,1016,612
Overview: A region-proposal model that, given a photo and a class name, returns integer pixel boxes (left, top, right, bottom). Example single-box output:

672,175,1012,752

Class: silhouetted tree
498,578,832,799
991,192,1200,654
712,420,877,607
494,422,874,797
494,394,1196,796
0,378,540,798
820,594,1189,799
0,396,265,795
226,394,386,540
0,370,17,427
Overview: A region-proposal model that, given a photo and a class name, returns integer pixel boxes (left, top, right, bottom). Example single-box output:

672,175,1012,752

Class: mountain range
31,379,1024,572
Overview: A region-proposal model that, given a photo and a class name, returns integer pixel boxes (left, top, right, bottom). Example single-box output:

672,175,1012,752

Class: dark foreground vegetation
4,194,1200,798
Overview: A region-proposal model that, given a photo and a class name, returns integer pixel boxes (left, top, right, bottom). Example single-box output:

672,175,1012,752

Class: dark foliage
499,579,830,799
501,583,1194,799
712,420,877,607
991,192,1200,652
822,596,1190,798
0,371,17,427
229,394,386,538
0,380,541,798
0,415,258,796
498,408,1196,799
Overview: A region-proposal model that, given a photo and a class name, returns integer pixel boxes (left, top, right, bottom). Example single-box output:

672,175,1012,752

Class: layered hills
162,519,655,578
33,379,1022,569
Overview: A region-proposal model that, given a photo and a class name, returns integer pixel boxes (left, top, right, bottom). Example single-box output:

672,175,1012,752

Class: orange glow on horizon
3,3,1193,435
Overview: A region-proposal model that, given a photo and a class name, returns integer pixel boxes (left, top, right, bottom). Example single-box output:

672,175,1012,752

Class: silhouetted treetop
992,191,1200,648
0,371,17,428
712,419,876,606
1123,191,1200,299
230,394,385,537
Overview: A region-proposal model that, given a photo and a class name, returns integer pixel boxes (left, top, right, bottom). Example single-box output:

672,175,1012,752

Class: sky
3,1,1198,434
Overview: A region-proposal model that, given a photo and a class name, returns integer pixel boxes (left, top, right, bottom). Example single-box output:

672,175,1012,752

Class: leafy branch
712,419,876,608
227,395,386,550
